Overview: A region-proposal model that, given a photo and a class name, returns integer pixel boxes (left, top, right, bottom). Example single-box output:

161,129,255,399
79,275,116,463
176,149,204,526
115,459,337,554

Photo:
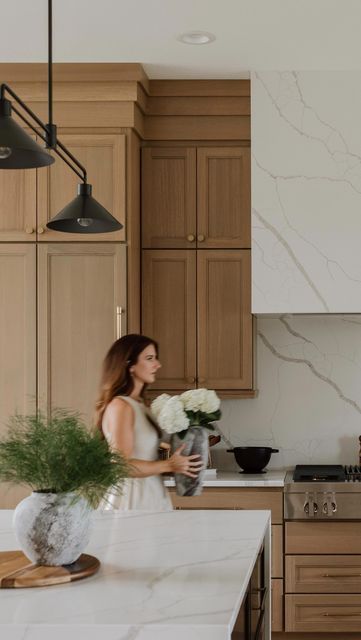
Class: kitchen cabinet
285,521,361,633
142,146,250,249
38,133,126,241
169,486,283,633
0,166,37,241
0,243,126,509
142,249,252,391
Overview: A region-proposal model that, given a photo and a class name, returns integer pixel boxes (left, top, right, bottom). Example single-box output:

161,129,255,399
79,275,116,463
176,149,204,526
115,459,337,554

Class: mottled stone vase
13,491,93,566
171,426,209,496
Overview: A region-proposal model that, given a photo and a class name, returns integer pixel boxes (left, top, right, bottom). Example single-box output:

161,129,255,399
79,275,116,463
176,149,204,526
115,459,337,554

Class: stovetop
292,464,361,483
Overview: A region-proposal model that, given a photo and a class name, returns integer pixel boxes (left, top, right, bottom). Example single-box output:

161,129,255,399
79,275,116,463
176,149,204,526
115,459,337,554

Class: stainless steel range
284,464,361,519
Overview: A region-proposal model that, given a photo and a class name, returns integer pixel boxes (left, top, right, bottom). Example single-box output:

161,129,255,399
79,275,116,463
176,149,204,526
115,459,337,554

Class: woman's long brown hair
95,333,160,433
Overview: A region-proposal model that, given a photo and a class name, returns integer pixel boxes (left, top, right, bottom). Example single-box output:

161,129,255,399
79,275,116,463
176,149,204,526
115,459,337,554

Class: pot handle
226,449,234,453
271,448,279,453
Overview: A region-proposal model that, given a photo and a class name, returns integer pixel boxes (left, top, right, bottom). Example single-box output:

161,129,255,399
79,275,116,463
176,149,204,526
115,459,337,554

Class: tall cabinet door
197,147,251,249
0,167,37,241
142,250,197,390
38,244,127,424
197,250,252,389
0,245,36,508
142,148,197,248
37,133,126,242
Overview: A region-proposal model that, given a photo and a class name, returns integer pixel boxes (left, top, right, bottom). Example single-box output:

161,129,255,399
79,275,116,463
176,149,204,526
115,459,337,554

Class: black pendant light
0,0,122,234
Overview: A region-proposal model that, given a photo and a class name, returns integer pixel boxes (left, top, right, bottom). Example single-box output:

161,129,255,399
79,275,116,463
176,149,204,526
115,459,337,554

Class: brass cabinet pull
197,234,205,242
116,306,123,340
323,573,361,578
37,226,44,234
186,376,196,384
187,234,196,242
25,227,34,234
323,612,361,617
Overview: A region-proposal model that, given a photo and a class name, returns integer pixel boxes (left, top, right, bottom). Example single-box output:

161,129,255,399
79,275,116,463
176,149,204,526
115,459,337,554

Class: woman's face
130,344,161,385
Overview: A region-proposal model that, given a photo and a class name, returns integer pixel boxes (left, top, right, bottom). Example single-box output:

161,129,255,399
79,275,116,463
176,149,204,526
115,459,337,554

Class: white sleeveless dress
100,396,172,511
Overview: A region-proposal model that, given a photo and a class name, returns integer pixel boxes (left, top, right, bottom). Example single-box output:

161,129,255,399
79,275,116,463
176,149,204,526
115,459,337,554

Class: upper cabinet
142,146,250,249
0,167,37,241
38,133,126,242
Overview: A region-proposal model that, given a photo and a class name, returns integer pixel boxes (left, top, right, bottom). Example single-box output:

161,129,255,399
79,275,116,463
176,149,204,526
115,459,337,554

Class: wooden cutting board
0,550,100,588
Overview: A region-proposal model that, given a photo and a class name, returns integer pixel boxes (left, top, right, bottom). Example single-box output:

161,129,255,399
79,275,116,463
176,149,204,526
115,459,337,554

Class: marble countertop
0,508,271,640
165,469,287,487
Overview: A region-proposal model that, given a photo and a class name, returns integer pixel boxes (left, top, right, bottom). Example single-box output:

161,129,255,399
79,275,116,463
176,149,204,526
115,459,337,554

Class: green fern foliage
0,409,128,508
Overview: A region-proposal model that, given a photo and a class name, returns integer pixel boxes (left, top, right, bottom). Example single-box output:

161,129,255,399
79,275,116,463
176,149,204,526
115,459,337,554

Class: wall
214,315,361,471
252,71,361,313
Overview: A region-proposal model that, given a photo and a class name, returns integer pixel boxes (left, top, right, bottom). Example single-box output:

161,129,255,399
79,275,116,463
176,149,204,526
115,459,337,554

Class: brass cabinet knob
25,227,34,234
37,226,44,234
187,234,196,242
197,234,205,242
186,376,196,384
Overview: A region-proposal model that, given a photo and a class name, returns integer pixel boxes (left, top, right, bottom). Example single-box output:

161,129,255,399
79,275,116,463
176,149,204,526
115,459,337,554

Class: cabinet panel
169,487,283,523
285,594,361,633
141,147,196,248
197,250,252,389
272,579,283,632
0,167,37,241
37,244,126,423
142,250,197,389
286,555,361,593
272,524,283,578
38,134,125,241
0,245,36,508
286,522,361,554
197,147,250,248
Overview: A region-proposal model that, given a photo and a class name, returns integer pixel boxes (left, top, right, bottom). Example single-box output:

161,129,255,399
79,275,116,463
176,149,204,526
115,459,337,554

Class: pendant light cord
48,0,53,127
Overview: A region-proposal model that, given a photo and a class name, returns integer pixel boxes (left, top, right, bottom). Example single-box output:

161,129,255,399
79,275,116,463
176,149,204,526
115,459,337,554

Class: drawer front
286,522,361,554
272,524,283,578
170,488,283,523
286,594,361,632
286,555,361,593
271,578,283,632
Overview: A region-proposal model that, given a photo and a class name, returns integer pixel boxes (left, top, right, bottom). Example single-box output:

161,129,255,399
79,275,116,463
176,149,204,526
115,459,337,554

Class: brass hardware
116,306,123,340
25,227,34,234
187,234,195,242
37,226,44,234
323,573,361,578
186,376,196,384
197,234,205,242
323,612,361,617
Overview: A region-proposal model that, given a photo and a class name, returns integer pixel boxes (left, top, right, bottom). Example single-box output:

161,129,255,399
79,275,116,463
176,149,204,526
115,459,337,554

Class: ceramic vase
13,491,93,566
171,426,209,496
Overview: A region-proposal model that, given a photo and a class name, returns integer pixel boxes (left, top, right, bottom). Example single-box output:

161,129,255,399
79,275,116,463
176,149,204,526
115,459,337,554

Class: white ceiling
2,0,361,79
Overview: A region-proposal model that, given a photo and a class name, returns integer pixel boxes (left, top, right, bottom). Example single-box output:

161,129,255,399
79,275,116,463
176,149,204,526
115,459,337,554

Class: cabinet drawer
286,555,361,593
170,488,283,523
272,578,283,632
272,524,283,578
285,594,361,632
286,522,361,554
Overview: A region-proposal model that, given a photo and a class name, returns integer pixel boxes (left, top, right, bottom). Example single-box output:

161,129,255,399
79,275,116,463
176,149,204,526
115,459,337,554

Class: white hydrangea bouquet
151,389,221,497
151,388,221,438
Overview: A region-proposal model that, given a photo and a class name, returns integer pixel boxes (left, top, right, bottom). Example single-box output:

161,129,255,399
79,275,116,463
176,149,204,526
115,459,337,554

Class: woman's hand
168,444,204,478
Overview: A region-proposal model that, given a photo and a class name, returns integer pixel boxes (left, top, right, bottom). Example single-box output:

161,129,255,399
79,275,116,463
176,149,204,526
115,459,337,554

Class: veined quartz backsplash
252,71,361,313
214,315,361,471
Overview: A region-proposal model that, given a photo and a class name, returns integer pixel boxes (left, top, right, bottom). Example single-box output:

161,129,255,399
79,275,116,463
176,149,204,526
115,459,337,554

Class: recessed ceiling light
178,31,216,45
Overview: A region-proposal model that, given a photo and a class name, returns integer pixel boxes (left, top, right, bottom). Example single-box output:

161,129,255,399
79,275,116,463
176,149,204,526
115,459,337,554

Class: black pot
226,446,279,473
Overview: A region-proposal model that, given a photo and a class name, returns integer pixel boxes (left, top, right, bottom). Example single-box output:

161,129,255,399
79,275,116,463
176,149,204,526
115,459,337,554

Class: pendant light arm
1,83,49,136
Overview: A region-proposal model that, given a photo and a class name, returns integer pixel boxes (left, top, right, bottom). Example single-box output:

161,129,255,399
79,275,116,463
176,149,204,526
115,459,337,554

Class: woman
96,334,203,510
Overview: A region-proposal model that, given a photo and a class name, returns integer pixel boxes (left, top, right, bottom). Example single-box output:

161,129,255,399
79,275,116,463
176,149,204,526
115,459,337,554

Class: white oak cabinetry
285,522,361,633
141,145,253,396
169,487,284,632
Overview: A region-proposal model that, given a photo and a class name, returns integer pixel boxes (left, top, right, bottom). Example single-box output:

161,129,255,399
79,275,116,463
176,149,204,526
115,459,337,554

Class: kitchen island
0,508,270,640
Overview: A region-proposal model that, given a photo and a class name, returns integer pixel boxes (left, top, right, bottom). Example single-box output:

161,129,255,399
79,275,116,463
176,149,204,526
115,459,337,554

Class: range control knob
303,492,318,517
322,491,337,517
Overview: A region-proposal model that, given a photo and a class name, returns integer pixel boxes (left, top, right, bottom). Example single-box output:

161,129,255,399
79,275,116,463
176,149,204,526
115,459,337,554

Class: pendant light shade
0,99,54,169
46,183,123,233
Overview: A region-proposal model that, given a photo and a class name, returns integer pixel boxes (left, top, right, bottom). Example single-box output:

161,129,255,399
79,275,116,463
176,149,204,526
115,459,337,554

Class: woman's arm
103,398,202,478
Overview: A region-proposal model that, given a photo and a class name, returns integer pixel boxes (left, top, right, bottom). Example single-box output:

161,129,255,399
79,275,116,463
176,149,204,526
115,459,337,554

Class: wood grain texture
286,522,361,554
286,555,361,593
285,594,361,633
0,551,100,588
272,578,284,632
149,80,250,97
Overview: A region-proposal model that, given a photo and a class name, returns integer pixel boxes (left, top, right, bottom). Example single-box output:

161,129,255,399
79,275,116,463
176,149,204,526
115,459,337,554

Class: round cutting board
0,550,100,588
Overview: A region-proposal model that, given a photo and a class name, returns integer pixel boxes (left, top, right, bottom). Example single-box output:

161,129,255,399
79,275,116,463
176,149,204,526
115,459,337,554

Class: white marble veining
252,71,361,313
0,509,270,640
165,470,286,487
214,315,361,470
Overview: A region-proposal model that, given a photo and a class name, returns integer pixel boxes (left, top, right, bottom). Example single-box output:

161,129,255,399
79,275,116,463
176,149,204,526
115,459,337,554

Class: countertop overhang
0,508,270,640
